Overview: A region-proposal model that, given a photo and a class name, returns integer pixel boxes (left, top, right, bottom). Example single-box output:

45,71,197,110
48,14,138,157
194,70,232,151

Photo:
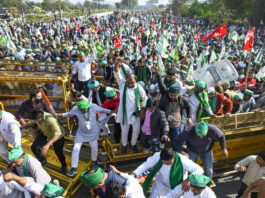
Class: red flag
194,32,200,40
158,29,161,37
96,24,99,33
202,23,227,43
140,24,144,34
150,22,154,30
65,24,69,33
243,27,255,51
119,19,122,25
172,18,175,24
114,34,123,49
72,21,75,29
136,35,142,49
77,24,81,32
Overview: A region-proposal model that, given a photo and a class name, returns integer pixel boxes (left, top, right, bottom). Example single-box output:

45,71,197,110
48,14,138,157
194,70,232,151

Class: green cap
77,100,90,111
104,89,117,98
195,121,208,136
138,81,145,87
101,60,108,66
147,59,152,63
181,70,187,74
87,80,99,89
195,80,207,90
79,51,85,56
55,57,61,61
238,74,244,80
234,94,244,101
26,49,32,52
152,60,157,64
168,86,180,94
244,89,253,96
63,47,68,50
34,48,40,52
189,174,211,188
181,65,188,69
8,145,24,162
80,168,105,187
42,183,64,198
186,76,194,85
73,46,78,49
175,67,180,72
17,46,22,50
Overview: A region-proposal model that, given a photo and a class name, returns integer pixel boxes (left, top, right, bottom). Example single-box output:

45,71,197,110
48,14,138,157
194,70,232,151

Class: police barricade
0,59,72,133
201,111,265,170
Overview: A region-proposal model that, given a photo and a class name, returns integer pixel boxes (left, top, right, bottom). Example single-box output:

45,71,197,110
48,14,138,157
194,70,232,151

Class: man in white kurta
165,174,216,198
132,150,203,198
0,110,22,163
0,170,31,198
60,100,111,177
114,57,147,154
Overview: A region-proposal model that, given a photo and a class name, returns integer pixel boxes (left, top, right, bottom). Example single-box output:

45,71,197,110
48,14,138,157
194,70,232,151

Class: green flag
230,31,239,43
209,50,217,63
254,45,264,65
169,47,179,61
238,34,245,41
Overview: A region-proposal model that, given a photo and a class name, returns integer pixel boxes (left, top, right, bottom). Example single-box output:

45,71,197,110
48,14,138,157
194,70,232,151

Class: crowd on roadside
0,10,265,198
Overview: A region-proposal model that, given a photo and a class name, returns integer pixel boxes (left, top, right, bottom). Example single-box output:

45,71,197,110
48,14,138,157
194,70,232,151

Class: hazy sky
29,0,169,6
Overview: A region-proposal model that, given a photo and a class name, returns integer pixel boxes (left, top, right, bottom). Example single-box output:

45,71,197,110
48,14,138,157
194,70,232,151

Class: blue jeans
169,126,181,150
187,150,214,178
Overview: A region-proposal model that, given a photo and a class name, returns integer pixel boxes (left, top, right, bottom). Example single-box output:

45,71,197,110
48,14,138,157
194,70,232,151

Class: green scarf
122,84,140,125
164,78,177,88
121,64,127,77
142,152,183,195
23,154,29,176
194,90,211,121
209,94,217,114
136,66,147,83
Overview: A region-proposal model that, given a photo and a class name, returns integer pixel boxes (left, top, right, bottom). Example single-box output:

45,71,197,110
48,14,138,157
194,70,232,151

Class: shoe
67,168,77,177
121,146,127,155
61,165,67,174
131,145,139,154
53,179,60,186
93,161,99,168
143,147,151,154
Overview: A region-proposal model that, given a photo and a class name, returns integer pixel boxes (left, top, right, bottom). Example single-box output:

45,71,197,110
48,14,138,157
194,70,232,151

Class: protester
131,148,203,197
58,100,112,176
174,121,229,178
234,151,265,198
0,110,22,163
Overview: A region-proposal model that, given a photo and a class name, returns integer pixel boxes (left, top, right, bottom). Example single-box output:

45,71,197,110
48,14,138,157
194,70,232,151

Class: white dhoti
71,129,99,167
120,117,141,146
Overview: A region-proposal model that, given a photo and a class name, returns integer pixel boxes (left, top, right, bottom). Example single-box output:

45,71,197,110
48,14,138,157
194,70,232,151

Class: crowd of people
0,10,265,198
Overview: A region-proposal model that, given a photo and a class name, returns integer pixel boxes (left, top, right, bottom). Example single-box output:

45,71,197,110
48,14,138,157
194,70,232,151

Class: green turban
34,48,40,52
42,183,65,198
26,49,32,52
181,70,187,74
80,168,105,187
238,74,244,80
87,80,99,89
101,60,108,66
195,80,207,90
9,146,24,162
152,60,157,64
234,94,243,101
77,100,90,111
138,81,145,87
104,89,117,98
244,89,253,96
189,174,211,188
168,86,180,94
195,121,208,136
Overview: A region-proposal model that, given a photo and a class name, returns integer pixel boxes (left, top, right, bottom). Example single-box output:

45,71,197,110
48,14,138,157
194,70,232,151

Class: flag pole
244,50,253,85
